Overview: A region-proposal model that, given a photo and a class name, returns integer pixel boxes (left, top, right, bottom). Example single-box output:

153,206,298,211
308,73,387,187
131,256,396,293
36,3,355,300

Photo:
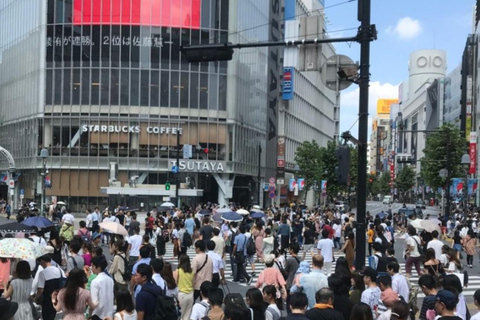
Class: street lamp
40,148,49,216
461,153,470,206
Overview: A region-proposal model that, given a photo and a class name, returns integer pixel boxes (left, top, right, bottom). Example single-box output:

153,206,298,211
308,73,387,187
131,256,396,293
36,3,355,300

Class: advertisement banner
321,180,327,194
282,67,294,100
468,178,478,196
298,178,305,191
470,132,477,174
289,178,297,192
450,178,464,197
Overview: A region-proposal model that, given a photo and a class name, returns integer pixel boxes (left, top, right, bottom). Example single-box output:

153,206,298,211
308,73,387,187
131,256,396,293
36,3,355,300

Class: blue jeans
333,237,342,249
296,234,303,246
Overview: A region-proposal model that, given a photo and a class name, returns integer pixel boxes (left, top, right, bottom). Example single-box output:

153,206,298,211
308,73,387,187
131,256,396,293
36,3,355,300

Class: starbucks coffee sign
170,160,225,172
82,125,183,134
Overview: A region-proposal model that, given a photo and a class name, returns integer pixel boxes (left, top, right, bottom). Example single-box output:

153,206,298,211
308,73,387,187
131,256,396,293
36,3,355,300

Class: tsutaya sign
170,160,225,172
82,125,183,134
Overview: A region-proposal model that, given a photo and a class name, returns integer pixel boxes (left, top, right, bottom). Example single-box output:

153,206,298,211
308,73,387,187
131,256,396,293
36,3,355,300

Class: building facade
0,0,285,210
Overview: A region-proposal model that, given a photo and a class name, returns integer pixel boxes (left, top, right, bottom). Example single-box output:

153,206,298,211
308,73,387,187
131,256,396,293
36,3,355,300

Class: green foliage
349,146,358,189
294,140,323,197
395,165,416,194
372,172,390,195
321,141,340,198
421,124,467,189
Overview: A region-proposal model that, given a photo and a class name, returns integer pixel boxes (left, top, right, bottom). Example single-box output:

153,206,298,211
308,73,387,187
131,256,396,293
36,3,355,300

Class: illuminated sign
81,125,183,134
73,0,201,29
376,99,398,115
282,67,294,100
170,160,225,172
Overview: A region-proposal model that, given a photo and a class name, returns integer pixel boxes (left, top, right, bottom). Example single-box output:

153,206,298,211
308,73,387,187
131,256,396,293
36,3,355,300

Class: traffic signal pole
181,0,376,271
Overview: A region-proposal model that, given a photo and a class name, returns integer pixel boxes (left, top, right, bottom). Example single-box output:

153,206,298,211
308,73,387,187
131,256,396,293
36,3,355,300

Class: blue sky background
324,0,475,136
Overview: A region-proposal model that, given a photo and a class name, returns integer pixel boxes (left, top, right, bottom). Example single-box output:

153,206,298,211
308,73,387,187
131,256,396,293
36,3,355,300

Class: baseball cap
92,232,101,240
360,267,377,281
436,290,458,308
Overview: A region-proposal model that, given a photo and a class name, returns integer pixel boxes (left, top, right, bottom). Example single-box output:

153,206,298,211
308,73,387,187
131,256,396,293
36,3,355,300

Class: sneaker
251,272,256,277
247,277,253,285
470,265,473,268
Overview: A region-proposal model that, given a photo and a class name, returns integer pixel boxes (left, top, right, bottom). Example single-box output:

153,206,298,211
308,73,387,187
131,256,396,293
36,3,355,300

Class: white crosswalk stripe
160,243,480,298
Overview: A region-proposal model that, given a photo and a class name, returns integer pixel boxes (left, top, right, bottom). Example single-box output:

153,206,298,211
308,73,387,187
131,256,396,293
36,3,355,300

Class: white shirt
190,300,210,320
152,273,166,291
333,224,342,238
30,235,47,247
128,235,143,257
62,213,75,225
406,235,421,257
91,272,115,319
377,309,392,320
317,238,334,262
427,239,444,260
391,273,409,301
86,213,93,228
207,251,224,274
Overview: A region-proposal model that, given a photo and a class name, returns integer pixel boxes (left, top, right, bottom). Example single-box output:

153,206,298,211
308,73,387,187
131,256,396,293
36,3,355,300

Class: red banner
470,133,477,174
73,0,201,29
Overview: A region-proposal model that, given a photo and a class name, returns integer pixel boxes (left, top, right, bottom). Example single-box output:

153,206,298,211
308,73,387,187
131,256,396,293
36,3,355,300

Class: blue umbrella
22,216,54,229
199,209,212,215
377,211,387,219
222,211,243,222
250,211,266,219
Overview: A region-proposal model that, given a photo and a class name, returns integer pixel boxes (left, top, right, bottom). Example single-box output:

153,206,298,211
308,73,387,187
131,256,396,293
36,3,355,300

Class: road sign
277,159,285,167
439,169,448,178
20,189,24,195
268,185,276,192
172,166,179,174
8,179,14,189
183,144,193,159
269,191,276,199
20,194,24,199
276,179,284,185
269,177,275,184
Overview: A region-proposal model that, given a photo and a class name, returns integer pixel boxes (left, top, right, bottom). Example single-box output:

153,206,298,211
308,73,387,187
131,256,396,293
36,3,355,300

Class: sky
324,0,475,136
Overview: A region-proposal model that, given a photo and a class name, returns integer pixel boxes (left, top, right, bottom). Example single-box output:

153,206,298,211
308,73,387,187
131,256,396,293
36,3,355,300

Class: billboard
377,99,398,115
73,0,201,29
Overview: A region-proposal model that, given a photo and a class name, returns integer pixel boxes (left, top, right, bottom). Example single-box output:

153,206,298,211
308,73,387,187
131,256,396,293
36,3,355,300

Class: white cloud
339,81,399,135
386,17,422,40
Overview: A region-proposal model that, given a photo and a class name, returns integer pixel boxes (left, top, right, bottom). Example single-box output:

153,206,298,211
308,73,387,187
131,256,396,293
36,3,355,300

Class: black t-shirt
438,316,463,320
200,225,213,243
303,229,316,245
117,214,125,226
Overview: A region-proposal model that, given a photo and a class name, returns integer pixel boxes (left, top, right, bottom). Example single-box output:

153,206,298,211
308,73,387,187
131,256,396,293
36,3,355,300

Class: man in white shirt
150,258,166,292
317,229,334,276
211,228,225,258
128,227,143,265
190,281,213,320
30,230,47,247
90,256,114,319
427,230,444,259
85,209,93,231
387,261,409,302
207,240,225,287
61,212,75,226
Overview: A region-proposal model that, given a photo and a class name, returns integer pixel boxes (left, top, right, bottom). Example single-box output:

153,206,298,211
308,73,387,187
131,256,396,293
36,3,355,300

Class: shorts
303,244,314,252
454,243,463,251
246,254,254,264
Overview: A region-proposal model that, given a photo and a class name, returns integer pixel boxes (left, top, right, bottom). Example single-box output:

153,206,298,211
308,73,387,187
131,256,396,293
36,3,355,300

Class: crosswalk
160,242,480,298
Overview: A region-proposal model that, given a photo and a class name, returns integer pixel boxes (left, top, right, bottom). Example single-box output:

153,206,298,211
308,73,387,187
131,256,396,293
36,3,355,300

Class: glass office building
0,0,280,210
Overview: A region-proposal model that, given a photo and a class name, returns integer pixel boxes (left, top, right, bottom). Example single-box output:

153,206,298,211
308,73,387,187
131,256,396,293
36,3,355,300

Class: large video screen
73,0,201,29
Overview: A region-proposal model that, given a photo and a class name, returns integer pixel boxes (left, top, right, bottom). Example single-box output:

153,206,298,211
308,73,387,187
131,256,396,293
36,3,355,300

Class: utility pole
445,129,451,220
355,0,374,271
257,145,262,206
175,131,180,208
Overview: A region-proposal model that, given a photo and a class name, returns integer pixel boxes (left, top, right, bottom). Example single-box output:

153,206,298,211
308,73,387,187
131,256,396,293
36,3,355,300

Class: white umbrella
99,221,128,236
420,220,441,233
56,201,66,205
216,208,233,214
160,202,175,208
236,209,249,215
408,219,424,230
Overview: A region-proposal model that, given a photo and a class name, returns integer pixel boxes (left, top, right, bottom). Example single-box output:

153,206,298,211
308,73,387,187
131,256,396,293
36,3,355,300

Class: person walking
253,222,265,262
192,241,213,302
404,225,424,279
90,255,115,320
299,254,328,309
109,240,128,293
3,261,33,320
462,230,477,268
175,254,195,320
52,268,97,320
34,254,63,320
232,225,252,284
340,232,355,269
316,229,334,276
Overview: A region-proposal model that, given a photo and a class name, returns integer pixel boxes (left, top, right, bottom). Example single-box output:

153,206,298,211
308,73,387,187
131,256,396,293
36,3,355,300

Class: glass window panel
199,73,208,109
120,69,130,106
46,69,53,104
63,69,71,105
81,68,90,105
111,69,120,105
190,72,199,109
130,70,140,106
111,26,121,68
150,71,159,107
219,75,226,111
170,72,179,108
101,25,111,67
140,70,149,106
160,71,169,107
170,29,180,70
180,72,189,108
72,69,81,104
120,25,131,68
91,68,100,105
100,69,110,105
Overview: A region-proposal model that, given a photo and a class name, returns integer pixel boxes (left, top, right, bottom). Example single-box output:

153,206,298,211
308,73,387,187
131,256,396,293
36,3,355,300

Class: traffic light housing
165,181,170,190
182,45,234,63
335,146,350,186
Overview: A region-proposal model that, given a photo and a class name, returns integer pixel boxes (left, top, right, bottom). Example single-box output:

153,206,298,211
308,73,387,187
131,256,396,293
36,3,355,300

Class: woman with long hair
52,267,97,320
109,240,128,293
3,261,33,320
341,232,355,269
446,248,462,273
253,221,265,262
174,255,195,320
462,230,477,268
246,288,266,320
390,300,409,320
349,302,372,320
349,272,366,305
262,285,282,320
423,248,445,276
160,261,178,297
110,290,137,320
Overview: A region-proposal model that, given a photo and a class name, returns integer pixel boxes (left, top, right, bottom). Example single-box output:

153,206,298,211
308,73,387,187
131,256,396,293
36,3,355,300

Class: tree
295,140,323,199
395,165,416,201
349,146,358,190
372,172,390,196
320,141,340,201
421,124,467,190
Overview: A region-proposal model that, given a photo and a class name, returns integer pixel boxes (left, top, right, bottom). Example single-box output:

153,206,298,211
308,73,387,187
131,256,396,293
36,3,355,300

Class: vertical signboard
470,132,477,174
466,76,473,139
277,137,285,185
282,67,294,100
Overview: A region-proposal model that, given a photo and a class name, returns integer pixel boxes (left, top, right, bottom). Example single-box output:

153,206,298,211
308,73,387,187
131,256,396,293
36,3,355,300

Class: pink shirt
255,267,286,288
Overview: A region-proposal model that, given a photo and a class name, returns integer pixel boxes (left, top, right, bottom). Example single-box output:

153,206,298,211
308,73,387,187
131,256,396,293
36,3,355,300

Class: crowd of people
0,202,476,320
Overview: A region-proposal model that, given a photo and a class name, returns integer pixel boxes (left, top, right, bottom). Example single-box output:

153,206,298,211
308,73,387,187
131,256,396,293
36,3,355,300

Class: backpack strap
200,301,210,317
249,308,254,320
196,255,209,273
267,306,280,320
69,256,78,268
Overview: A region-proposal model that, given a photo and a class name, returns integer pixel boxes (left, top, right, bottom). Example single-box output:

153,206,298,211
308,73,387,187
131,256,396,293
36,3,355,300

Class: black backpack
116,254,132,282
246,235,256,256
142,285,181,320
182,232,193,248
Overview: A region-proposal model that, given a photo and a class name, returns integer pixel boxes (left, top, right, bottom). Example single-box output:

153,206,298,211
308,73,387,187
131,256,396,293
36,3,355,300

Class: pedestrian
277,219,290,254
175,254,195,320
109,240,128,293
349,302,373,320
263,285,283,320
462,230,477,268
367,224,375,256
328,273,352,320
387,262,409,302
90,255,115,319
404,225,424,278
349,272,365,305
360,267,381,320
423,248,445,278
290,261,310,294
445,248,462,273
418,274,438,320
333,219,342,250
246,288,266,320
128,212,140,237
316,229,334,276
206,241,225,288
262,228,275,257
160,261,178,297
130,246,152,296
470,289,480,320
145,212,154,238
299,254,328,309
302,223,316,261
2,261,33,320
442,275,467,320
253,222,265,262
34,255,63,320
109,290,137,320
390,300,409,320
427,230,444,260
433,290,461,320
52,267,97,320
135,264,163,320
206,288,224,320
192,240,213,302
304,288,344,320
190,281,213,320
340,232,355,269
232,225,252,285
254,254,287,297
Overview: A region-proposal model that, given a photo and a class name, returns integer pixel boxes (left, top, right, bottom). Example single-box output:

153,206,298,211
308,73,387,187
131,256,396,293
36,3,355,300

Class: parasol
99,221,128,236
0,238,48,259
22,217,54,229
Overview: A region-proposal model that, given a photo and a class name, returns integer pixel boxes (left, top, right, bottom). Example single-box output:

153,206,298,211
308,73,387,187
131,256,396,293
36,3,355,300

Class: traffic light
182,45,234,63
165,181,170,190
335,146,350,186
